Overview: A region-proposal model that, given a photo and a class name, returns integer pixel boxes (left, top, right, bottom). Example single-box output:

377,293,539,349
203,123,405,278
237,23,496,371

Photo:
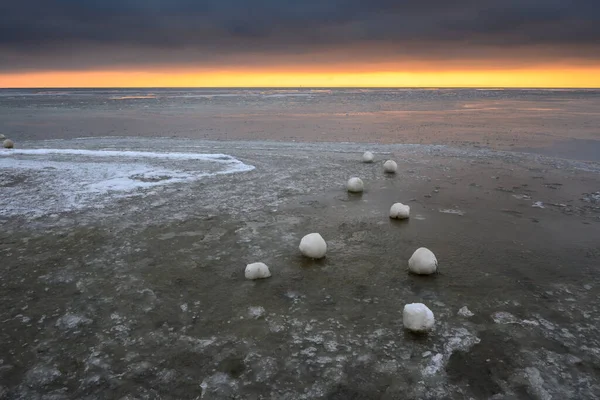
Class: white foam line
1,148,255,174
1,148,240,163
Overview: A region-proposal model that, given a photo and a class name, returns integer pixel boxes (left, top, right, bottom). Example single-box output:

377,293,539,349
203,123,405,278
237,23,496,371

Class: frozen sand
1,137,600,398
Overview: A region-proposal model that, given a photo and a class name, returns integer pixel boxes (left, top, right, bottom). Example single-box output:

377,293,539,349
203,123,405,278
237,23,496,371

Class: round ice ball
299,233,327,259
403,303,435,332
389,203,410,219
0,134,5,139
362,151,374,163
347,177,364,193
3,139,14,149
245,262,271,280
383,160,397,173
408,247,437,275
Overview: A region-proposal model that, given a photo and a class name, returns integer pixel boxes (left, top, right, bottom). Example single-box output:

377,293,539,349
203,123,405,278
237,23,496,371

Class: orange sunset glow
2,67,600,88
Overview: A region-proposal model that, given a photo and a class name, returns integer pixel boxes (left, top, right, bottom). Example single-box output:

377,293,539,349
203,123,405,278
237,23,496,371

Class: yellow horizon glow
1,67,600,88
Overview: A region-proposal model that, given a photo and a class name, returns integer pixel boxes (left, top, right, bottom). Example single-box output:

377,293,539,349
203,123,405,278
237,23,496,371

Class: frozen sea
1,89,600,399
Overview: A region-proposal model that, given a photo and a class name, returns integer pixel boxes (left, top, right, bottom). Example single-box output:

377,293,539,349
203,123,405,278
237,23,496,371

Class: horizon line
2,86,600,90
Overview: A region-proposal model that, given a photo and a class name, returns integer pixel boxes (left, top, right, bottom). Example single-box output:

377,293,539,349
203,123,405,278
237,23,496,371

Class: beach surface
1,89,600,399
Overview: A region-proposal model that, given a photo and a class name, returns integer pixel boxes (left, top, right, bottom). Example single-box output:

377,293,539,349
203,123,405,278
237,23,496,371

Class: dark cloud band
1,0,599,71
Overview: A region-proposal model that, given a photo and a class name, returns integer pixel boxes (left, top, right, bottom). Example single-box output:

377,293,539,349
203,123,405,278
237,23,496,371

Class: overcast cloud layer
1,0,599,71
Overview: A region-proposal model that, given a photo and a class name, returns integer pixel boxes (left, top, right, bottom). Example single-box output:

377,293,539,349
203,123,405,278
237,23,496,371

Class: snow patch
438,208,465,216
0,148,254,217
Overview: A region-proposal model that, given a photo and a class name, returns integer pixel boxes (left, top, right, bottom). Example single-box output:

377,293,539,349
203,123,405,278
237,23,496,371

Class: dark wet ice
1,138,600,399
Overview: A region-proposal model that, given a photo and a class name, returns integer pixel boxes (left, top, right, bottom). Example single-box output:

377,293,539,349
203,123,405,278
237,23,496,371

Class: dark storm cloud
1,0,599,71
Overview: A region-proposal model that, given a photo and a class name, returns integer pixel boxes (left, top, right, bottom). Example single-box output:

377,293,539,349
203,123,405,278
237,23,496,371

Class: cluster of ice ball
245,150,440,333
361,151,437,332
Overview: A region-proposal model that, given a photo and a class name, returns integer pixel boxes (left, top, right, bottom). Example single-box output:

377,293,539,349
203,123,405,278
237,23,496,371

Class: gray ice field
1,136,600,399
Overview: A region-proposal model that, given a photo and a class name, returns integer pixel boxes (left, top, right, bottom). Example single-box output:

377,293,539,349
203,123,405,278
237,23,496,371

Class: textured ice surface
492,311,519,324
2,137,600,399
0,146,254,217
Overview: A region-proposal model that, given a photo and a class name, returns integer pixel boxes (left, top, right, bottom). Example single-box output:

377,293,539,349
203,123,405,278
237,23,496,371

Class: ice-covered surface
1,137,600,399
3,88,600,163
0,146,253,217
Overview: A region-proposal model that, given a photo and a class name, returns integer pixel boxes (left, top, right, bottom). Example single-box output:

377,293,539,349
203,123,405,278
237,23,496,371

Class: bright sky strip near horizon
1,0,599,87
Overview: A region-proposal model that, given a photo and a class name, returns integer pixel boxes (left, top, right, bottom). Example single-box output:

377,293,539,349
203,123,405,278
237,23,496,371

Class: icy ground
1,138,600,399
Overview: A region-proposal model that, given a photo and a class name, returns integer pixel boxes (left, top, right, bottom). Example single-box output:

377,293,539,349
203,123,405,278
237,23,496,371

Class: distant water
1,88,599,161
1,87,599,111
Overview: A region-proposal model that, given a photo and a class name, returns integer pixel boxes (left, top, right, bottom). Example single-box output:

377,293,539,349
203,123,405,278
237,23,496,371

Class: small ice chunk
244,262,271,280
248,306,266,319
423,353,444,375
2,139,14,149
55,313,92,330
532,201,545,209
0,134,5,139
523,367,551,400
299,233,327,259
24,364,62,387
347,177,364,193
403,303,435,332
324,341,338,352
458,306,474,317
408,247,438,275
254,357,278,383
491,311,518,324
439,208,465,216
200,372,239,397
383,160,398,173
362,151,374,163
389,203,410,219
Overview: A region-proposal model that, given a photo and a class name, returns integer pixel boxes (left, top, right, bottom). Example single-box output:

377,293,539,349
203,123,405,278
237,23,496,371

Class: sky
1,0,599,87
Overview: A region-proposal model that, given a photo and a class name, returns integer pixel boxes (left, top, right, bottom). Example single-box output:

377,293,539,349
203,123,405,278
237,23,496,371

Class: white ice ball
347,177,364,193
3,139,14,149
362,151,374,163
403,303,435,332
0,134,5,139
408,247,438,275
389,203,410,219
299,233,327,259
383,160,397,173
245,262,271,280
